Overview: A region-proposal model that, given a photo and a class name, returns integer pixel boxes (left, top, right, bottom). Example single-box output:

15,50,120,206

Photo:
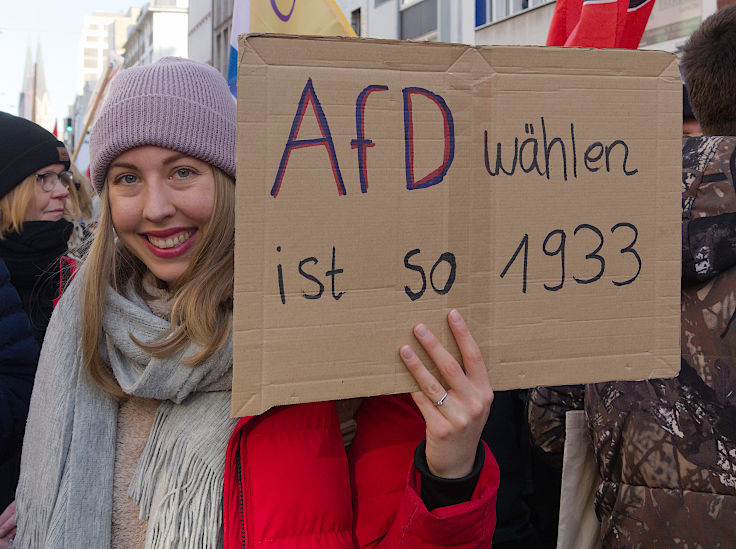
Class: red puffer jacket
224,394,499,548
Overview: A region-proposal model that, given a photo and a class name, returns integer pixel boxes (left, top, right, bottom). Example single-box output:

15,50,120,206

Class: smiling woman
11,57,498,549
11,57,240,549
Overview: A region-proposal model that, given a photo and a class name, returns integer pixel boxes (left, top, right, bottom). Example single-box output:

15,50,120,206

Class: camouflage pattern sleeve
683,212,736,286
578,136,736,548
526,385,585,469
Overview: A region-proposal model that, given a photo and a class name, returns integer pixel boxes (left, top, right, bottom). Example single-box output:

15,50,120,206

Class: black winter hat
0,111,71,200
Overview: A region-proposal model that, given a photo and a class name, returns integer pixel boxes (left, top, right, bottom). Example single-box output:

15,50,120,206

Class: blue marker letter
271,78,346,198
402,87,455,190
351,85,388,193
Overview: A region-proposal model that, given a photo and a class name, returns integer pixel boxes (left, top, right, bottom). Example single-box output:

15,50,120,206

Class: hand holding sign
400,310,492,479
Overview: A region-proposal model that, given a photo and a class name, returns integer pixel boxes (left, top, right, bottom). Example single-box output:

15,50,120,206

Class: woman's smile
141,228,196,257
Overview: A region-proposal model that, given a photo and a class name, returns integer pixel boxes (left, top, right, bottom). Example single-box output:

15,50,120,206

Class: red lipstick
139,229,197,258
142,226,193,238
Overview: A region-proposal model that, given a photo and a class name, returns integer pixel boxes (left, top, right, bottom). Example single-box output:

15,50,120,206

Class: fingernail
415,324,428,338
400,346,414,359
449,309,462,324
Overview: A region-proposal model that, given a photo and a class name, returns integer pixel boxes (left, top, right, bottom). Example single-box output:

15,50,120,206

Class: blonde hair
0,175,36,238
66,163,94,221
81,167,235,398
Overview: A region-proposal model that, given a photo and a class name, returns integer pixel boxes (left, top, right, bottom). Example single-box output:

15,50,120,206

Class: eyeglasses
35,171,73,192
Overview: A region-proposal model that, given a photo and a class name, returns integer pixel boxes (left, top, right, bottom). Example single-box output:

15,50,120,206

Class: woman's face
24,163,70,222
107,146,216,283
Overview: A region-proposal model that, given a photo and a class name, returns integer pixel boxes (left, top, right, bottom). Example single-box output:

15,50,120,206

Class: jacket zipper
235,449,247,549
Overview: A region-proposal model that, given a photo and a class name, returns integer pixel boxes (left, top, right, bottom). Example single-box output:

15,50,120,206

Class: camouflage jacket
528,136,736,548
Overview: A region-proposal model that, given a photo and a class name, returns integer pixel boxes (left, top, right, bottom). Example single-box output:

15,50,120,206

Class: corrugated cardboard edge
239,33,469,72
231,35,268,418
651,55,682,380
477,45,676,76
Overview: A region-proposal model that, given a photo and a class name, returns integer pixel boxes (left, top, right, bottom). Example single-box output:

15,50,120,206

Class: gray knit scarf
14,275,236,549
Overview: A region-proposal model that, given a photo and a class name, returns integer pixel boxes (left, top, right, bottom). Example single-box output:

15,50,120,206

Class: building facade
336,0,475,42
78,10,140,95
335,0,729,52
639,0,718,51
70,9,139,152
186,0,231,77
187,0,736,87
212,0,234,77
123,0,189,68
189,0,213,64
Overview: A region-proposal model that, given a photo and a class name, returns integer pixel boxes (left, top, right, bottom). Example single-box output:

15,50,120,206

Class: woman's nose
51,182,70,198
142,183,176,222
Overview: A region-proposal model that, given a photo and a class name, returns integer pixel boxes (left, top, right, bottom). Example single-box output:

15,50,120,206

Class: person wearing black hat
0,111,75,346
0,112,73,526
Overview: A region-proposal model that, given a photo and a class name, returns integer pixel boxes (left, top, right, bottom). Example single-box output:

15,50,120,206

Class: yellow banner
250,0,356,36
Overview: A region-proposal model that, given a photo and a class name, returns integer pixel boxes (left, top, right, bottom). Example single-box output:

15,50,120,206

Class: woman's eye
115,174,138,185
175,168,193,178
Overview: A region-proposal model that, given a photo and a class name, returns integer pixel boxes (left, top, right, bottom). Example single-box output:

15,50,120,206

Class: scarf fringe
129,393,235,549
14,277,235,549
12,486,48,548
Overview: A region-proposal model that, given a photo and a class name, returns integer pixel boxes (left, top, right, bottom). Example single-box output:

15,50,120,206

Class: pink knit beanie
90,57,236,192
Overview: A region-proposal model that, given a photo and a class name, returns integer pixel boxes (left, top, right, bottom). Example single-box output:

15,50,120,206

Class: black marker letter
276,246,286,304
299,257,324,299
325,246,345,300
403,249,426,301
430,252,456,295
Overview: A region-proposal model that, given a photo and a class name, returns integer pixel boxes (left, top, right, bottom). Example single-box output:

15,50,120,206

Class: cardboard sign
232,34,681,417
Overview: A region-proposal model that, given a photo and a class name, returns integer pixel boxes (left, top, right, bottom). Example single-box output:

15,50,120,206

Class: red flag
618,0,656,48
52,119,58,137
546,0,584,46
546,0,655,48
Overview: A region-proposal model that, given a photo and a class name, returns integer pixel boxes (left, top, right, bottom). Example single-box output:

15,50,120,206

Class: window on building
216,32,222,74
507,0,528,15
351,8,361,36
476,0,489,26
400,0,437,40
223,27,230,72
476,0,546,26
83,48,97,68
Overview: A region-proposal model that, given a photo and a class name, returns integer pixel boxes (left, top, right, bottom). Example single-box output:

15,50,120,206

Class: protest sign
232,34,681,416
